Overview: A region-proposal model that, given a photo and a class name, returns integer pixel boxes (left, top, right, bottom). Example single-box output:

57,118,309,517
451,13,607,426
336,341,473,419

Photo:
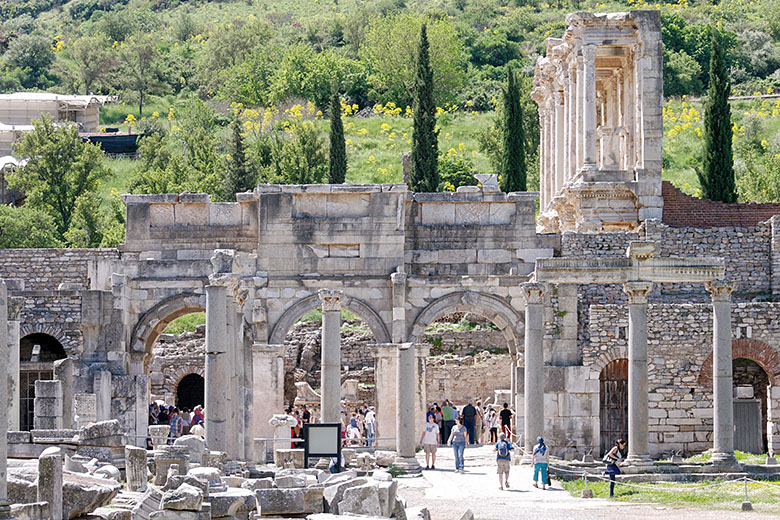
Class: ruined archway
19,332,67,431
176,373,205,411
129,292,206,360
269,293,390,346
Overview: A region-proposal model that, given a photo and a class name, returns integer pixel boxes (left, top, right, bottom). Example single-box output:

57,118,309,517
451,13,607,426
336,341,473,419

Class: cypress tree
222,113,254,201
328,92,347,184
698,29,736,202
500,65,527,193
410,24,439,192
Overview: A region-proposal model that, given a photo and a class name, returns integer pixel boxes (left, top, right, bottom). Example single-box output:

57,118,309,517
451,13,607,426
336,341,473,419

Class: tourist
347,412,361,445
495,432,514,490
462,399,477,445
426,405,436,423
191,405,204,426
181,408,191,434
434,404,443,433
531,436,549,490
487,407,499,443
603,438,626,497
364,406,376,447
169,408,183,442
420,413,440,470
301,405,311,424
499,402,513,439
190,422,205,438
448,417,467,473
441,400,454,446
475,400,485,445
157,406,170,425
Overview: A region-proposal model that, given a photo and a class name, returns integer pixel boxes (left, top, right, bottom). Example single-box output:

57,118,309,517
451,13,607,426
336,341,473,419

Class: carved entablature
532,11,664,234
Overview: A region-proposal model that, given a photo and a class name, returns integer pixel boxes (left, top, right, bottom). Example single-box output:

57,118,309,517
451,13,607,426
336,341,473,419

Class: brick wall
0,249,118,291
662,181,780,228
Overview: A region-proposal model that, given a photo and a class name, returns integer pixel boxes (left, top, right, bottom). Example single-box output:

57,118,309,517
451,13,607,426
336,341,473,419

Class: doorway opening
599,359,628,456
19,333,67,431
176,373,205,411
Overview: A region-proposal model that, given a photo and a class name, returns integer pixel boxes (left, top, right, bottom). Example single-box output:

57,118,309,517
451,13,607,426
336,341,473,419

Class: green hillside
4,0,780,247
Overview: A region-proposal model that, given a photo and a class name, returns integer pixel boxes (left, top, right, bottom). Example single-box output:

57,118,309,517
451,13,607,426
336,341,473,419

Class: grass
659,449,770,465
562,477,780,513
164,312,206,334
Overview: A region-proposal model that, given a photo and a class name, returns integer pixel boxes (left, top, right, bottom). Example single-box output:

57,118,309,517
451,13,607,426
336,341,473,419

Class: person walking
499,402,513,439
494,432,514,490
488,407,499,443
169,408,183,443
441,400,453,445
462,399,477,445
531,436,549,490
365,406,376,447
475,401,485,445
448,417,467,473
603,438,626,497
420,414,440,470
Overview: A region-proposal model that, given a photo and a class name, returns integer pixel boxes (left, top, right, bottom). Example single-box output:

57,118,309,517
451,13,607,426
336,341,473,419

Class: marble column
539,111,548,209
0,281,13,520
522,283,545,463
205,284,229,453
554,90,565,197
251,343,285,441
708,280,737,466
623,281,653,466
576,54,584,170
125,445,148,492
582,44,598,170
53,358,73,430
7,298,20,432
394,342,421,473
318,289,343,424
563,78,570,185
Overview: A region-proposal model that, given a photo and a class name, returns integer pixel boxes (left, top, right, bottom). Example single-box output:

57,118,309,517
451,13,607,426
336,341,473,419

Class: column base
392,455,421,474
710,451,739,469
520,454,534,465
621,455,654,473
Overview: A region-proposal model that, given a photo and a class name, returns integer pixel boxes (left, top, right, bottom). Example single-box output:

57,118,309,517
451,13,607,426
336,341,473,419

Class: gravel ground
398,445,778,520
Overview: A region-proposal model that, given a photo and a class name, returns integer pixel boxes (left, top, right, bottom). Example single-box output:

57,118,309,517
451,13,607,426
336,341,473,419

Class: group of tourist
342,401,377,447
425,399,514,447
148,402,205,444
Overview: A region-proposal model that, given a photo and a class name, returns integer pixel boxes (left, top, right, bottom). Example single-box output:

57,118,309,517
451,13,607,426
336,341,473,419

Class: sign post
303,423,342,471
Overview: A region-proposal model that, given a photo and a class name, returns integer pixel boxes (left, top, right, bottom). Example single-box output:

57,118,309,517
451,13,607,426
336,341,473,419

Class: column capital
706,280,735,302
522,283,546,304
318,288,344,311
391,270,407,286
623,281,653,304
582,43,597,61
553,90,564,105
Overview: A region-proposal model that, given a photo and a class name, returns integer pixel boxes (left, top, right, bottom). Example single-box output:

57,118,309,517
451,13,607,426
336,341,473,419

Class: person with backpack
531,436,549,490
603,438,626,497
494,432,514,490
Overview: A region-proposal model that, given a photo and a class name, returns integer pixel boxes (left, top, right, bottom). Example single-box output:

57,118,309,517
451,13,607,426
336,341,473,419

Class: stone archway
129,292,206,358
176,373,205,410
408,291,524,355
19,332,67,431
268,293,391,345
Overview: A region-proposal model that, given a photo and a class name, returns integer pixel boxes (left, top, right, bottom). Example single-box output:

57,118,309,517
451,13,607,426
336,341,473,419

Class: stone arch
129,292,206,356
268,293,391,345
408,291,524,355
175,372,205,410
19,325,75,356
588,346,629,375
698,339,780,387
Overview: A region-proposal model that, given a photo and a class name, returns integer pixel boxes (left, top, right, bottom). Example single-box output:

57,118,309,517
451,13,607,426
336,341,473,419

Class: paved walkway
398,445,778,520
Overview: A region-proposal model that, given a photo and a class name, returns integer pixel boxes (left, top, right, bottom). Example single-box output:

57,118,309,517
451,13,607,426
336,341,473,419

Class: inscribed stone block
174,203,208,226
454,203,489,225
420,203,455,225
149,204,175,227
208,203,241,226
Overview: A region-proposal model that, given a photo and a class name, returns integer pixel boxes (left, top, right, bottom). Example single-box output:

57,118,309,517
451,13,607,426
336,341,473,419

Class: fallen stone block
372,470,392,482
256,488,309,516
459,509,474,520
275,475,306,488
209,488,256,518
375,480,398,517
338,483,382,517
241,477,274,491
373,451,395,467
306,514,387,520
322,477,367,514
405,506,431,520
162,483,204,511
173,435,208,465
163,475,210,498
93,507,132,520
94,465,121,481
11,501,50,520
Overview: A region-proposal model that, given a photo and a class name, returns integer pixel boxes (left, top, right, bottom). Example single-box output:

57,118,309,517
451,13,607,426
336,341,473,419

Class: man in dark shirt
462,399,477,445
499,402,513,439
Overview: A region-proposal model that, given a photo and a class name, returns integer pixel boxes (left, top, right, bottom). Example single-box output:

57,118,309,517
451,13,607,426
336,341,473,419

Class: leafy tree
438,154,477,191
0,205,61,248
500,65,526,192
410,24,439,193
268,120,327,184
362,13,466,106
221,113,256,200
118,33,165,116
70,35,116,94
217,51,277,107
698,30,737,203
328,93,347,184
4,33,54,72
663,48,703,98
8,117,110,240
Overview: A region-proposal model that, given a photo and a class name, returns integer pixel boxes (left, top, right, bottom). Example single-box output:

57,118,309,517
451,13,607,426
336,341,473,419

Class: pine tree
410,24,439,192
222,113,255,201
500,65,527,193
698,29,736,203
328,92,347,184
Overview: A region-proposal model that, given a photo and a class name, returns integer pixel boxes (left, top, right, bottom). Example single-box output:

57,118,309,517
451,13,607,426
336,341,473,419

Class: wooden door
600,359,628,456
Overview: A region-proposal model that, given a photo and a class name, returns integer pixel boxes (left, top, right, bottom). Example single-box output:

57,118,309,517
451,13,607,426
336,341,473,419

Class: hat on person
537,436,544,443
468,399,473,404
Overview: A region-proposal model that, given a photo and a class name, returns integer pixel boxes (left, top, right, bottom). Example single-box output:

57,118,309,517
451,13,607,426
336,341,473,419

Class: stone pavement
398,445,778,520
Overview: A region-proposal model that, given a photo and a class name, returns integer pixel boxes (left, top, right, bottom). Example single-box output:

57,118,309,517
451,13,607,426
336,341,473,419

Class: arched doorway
600,359,628,456
19,333,67,431
176,373,205,411
733,358,769,453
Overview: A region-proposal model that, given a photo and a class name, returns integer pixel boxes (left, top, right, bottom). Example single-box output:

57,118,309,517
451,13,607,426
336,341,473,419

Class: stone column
576,53,584,170
94,370,112,423
0,280,13,520
251,343,285,441
125,445,147,492
623,281,653,467
34,380,63,430
522,283,545,463
708,280,737,466
394,342,421,473
539,111,548,209
133,375,148,449
7,297,20,432
38,447,62,520
318,289,343,424
582,43,598,170
53,359,74,430
563,76,570,185
205,284,229,453
568,60,578,180
554,90,565,197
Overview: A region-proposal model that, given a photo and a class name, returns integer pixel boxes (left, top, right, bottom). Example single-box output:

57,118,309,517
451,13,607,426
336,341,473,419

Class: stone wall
662,181,780,228
426,352,511,405
0,249,118,291
19,290,83,356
